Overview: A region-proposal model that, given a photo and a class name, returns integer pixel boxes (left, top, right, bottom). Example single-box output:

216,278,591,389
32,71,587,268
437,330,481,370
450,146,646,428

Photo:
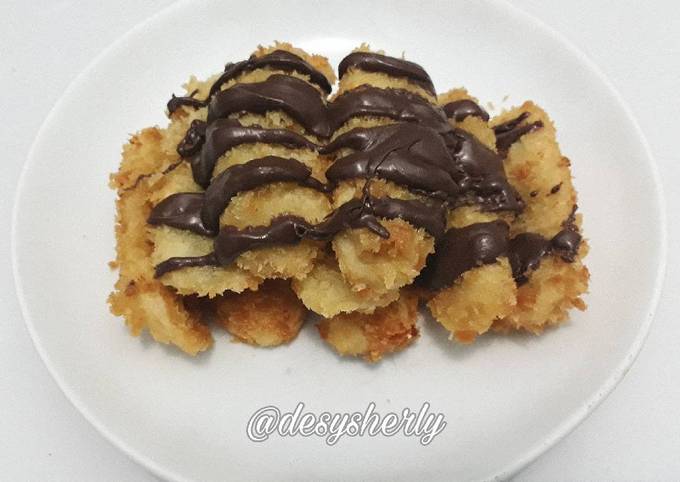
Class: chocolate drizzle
150,51,586,285
418,206,583,289
418,220,510,291
177,120,207,158
443,129,524,212
442,99,490,122
148,192,212,236
193,118,320,187
508,226,582,285
153,196,446,277
208,75,329,137
338,52,436,95
167,50,332,114
493,112,544,154
551,229,581,262
211,196,446,268
201,156,328,233
167,91,206,114
507,233,550,284
328,86,451,134
323,124,460,199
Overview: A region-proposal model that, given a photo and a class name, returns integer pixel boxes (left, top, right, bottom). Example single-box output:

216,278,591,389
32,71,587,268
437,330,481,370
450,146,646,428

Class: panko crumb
318,290,419,362
214,279,306,347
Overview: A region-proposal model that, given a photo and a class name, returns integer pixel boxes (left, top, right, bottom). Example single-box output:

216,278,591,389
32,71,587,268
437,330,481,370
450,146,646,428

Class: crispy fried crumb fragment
318,290,419,361
214,280,306,346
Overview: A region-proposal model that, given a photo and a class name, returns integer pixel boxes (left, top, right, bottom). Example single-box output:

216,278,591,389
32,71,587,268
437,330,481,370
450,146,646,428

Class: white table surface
1,1,678,480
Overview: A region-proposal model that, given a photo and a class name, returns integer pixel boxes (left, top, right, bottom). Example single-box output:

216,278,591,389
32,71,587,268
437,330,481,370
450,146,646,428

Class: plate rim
11,0,668,480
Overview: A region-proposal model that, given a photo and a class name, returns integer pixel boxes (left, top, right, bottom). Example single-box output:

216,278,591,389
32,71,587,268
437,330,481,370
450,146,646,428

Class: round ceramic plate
12,0,666,480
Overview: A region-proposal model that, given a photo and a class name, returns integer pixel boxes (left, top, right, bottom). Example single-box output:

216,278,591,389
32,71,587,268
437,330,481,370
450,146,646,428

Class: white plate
12,0,666,480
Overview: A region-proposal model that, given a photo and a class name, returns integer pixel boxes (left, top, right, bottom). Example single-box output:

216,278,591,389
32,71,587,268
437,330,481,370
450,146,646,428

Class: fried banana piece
109,280,212,355
496,243,589,335
491,101,576,238
109,126,180,192
336,44,436,103
214,279,306,346
438,88,496,149
490,102,589,333
220,182,332,280
427,259,517,343
291,255,399,318
332,217,434,295
142,136,261,297
318,290,419,362
329,48,438,297
108,179,212,355
150,225,262,297
425,95,518,343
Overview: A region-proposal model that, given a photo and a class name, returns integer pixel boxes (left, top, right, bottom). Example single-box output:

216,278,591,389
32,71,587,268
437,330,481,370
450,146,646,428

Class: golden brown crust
427,259,517,343
332,219,434,296
291,254,399,317
214,279,306,346
491,101,577,238
496,242,589,334
108,178,212,355
490,102,589,333
317,290,419,362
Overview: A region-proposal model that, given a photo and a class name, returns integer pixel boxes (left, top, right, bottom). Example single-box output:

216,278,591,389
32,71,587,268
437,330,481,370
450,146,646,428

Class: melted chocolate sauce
153,196,446,277
154,253,218,278
418,220,510,291
211,196,446,268
151,54,585,284
442,129,524,212
323,124,460,198
167,50,331,114
148,192,212,236
418,204,583,289
193,118,320,187
208,75,329,137
551,229,581,262
328,86,451,135
200,156,327,233
507,233,550,284
167,91,206,114
177,120,207,158
507,222,582,284
338,52,436,95
493,112,544,154
442,99,490,122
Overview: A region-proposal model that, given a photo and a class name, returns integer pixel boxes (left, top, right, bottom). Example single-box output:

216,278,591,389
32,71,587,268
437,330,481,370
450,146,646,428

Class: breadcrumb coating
214,279,306,346
327,48,437,298
108,179,213,354
109,127,179,192
427,259,517,343
495,243,589,334
438,88,496,149
292,255,399,317
151,226,261,297
333,219,434,295
491,101,576,238
318,290,419,362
